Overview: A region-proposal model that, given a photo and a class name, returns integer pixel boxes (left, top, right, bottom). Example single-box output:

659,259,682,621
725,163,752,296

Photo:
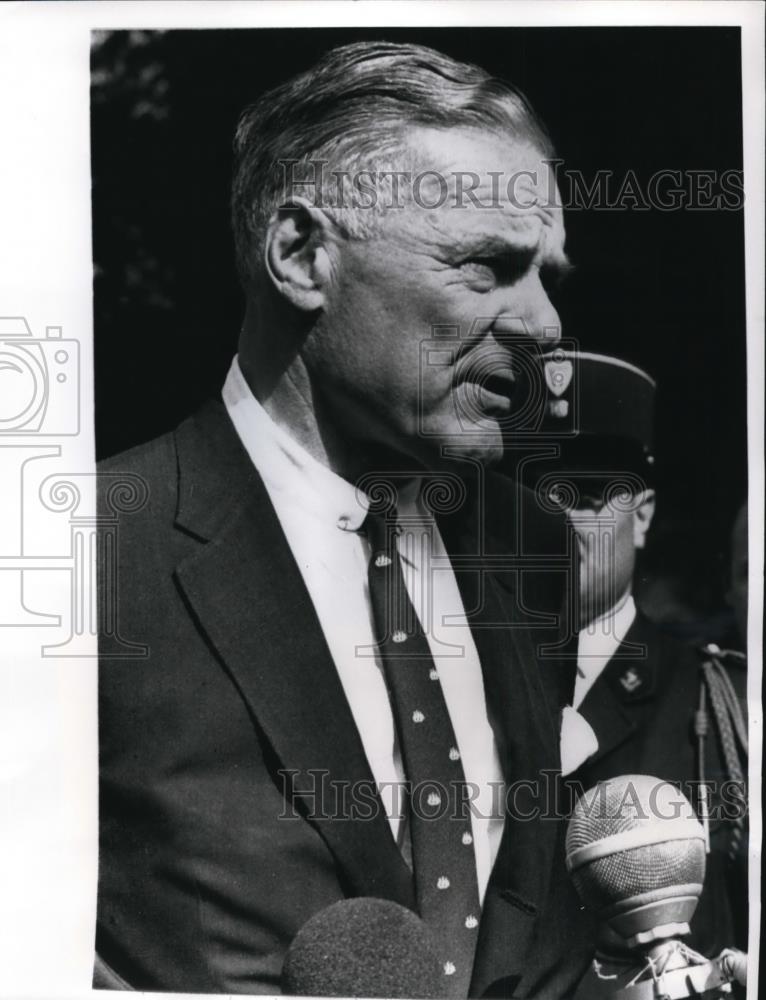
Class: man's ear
633,489,656,549
264,197,336,311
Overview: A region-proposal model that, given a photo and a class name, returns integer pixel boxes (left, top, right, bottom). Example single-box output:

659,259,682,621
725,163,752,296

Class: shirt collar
578,593,637,663
222,355,369,532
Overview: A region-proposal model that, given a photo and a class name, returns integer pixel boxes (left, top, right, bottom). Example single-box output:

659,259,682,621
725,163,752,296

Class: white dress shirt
560,594,637,776
222,356,504,901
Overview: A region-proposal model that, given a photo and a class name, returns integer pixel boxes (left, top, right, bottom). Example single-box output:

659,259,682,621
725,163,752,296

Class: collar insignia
619,668,643,694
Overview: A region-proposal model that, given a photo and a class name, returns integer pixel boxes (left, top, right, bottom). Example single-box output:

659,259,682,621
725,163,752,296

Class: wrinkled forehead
393,125,565,253
414,125,560,199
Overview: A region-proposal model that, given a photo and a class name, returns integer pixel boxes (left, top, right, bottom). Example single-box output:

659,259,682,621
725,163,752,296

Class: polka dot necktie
363,506,481,997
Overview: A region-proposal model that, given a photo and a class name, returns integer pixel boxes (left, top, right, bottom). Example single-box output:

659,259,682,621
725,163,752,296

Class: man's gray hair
231,41,555,290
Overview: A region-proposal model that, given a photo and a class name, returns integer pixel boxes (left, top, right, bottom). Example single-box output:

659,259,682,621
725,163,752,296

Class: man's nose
498,270,561,344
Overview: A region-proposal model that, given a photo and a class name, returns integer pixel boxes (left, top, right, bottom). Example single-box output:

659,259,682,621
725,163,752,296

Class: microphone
565,775,746,998
281,897,444,998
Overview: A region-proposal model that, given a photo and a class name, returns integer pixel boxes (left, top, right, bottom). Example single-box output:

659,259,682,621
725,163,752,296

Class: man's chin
451,439,504,466
419,436,505,472
361,419,505,475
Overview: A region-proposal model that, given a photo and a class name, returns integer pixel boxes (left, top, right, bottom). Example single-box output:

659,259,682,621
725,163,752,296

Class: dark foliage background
91,26,747,637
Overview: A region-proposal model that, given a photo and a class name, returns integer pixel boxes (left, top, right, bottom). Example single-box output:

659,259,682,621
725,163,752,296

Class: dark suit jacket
570,613,748,958
96,400,589,997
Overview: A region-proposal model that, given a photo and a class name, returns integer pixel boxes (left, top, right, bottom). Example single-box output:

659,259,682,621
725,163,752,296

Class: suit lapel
439,475,564,995
576,677,636,768
171,403,415,907
576,614,660,771
436,469,561,769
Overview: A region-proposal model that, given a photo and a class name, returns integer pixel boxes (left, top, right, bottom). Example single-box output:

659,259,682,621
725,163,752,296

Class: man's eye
572,494,607,512
460,256,526,287
581,500,606,512
544,487,602,512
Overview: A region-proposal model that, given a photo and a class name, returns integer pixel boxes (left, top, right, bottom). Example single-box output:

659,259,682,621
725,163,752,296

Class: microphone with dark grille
281,897,445,998
565,774,747,999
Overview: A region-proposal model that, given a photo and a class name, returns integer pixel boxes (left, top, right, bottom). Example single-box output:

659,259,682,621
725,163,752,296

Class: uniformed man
521,351,748,961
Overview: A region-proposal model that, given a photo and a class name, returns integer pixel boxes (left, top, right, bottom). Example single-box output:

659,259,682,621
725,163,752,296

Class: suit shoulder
485,470,569,555
632,612,693,653
97,399,229,492
629,614,705,692
97,427,176,520
98,427,176,478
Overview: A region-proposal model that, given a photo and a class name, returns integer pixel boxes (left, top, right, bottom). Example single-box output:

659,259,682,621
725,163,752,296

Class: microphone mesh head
571,840,705,911
566,775,706,918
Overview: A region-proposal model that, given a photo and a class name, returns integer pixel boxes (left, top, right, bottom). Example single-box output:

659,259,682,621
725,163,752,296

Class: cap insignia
544,358,573,397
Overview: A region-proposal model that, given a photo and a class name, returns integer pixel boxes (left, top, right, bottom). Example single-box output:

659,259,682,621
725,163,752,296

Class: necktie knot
362,506,400,558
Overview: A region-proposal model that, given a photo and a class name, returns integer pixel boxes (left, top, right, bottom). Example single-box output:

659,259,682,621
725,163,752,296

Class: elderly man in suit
95,41,589,998
529,352,748,962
